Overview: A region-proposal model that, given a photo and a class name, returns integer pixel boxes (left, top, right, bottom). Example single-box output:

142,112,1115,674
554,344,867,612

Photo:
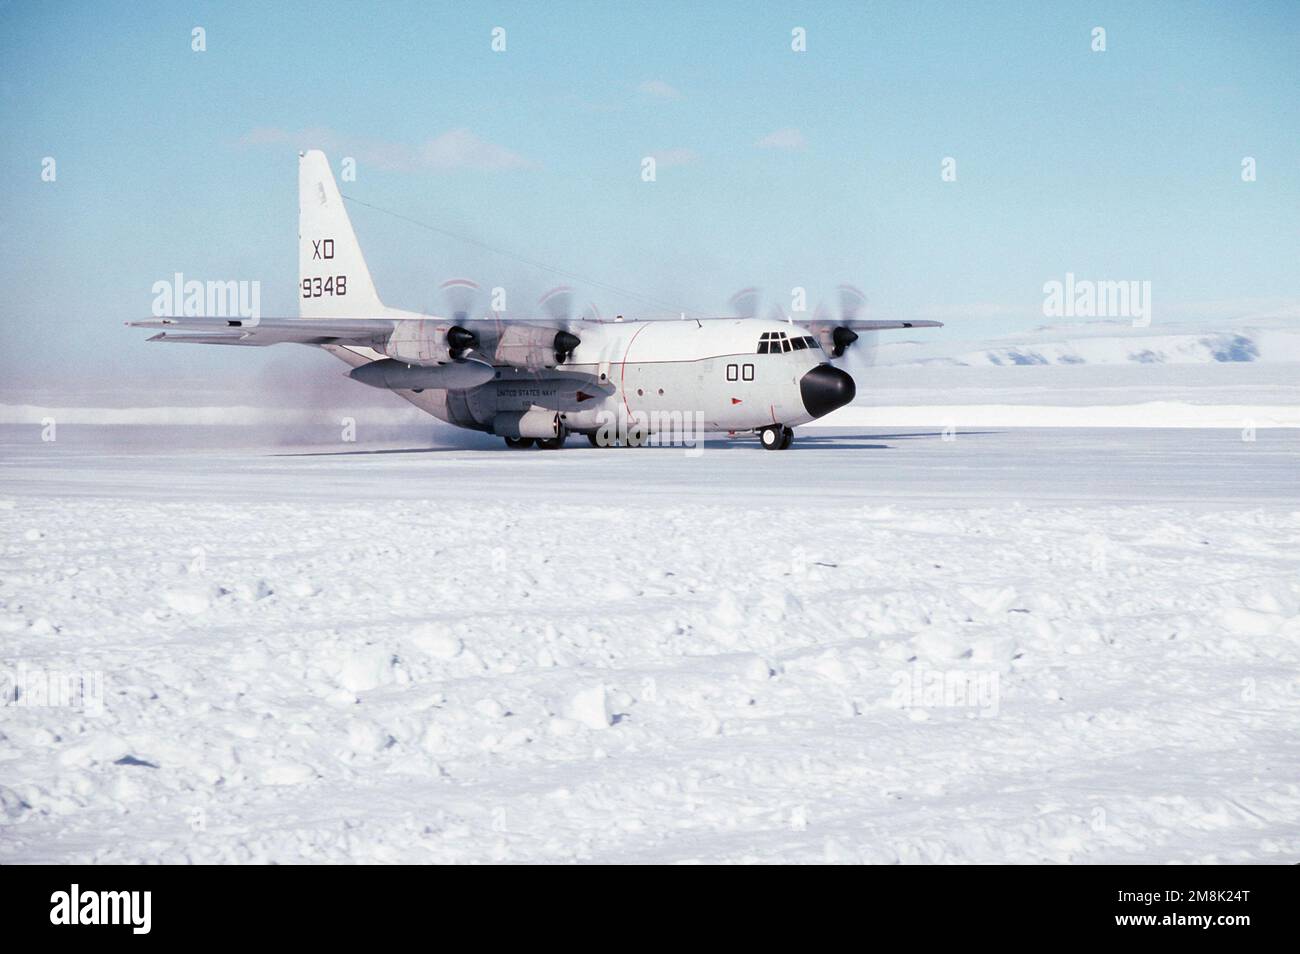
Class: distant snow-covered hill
838,317,1300,424
876,318,1300,369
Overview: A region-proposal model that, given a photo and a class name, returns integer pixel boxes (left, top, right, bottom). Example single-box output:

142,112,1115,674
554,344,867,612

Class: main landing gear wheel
585,430,644,448
504,436,535,449
537,433,566,450
761,425,794,450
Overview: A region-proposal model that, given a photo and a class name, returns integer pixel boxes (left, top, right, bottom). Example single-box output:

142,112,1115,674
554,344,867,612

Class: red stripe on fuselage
619,323,651,417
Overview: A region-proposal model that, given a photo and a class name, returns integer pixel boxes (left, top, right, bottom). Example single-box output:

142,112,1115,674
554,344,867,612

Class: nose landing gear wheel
504,436,535,449
760,424,787,450
760,425,794,450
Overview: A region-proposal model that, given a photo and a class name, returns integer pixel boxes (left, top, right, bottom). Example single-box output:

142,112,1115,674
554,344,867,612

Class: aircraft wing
129,314,589,372
794,318,943,356
128,315,588,345
797,318,944,333
127,315,397,346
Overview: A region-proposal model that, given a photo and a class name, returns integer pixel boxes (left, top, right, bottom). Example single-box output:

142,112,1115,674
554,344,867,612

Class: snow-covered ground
2,424,1298,863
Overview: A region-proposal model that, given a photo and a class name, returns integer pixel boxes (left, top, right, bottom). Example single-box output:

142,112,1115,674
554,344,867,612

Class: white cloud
238,127,536,172
755,127,808,150
637,79,682,100
413,129,534,171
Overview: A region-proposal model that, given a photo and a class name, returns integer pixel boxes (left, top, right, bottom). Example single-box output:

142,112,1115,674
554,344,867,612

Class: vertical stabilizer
298,150,384,318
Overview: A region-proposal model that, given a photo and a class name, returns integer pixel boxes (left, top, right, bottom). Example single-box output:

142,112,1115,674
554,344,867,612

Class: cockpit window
757,330,812,354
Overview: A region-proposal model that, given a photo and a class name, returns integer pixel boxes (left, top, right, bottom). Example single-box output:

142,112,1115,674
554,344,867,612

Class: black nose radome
800,364,856,419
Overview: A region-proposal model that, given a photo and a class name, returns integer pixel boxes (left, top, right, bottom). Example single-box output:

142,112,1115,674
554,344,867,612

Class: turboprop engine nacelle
381,319,477,364
494,325,580,370
350,358,495,391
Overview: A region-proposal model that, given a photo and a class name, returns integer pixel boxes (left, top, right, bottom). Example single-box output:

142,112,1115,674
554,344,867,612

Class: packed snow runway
2,425,1298,863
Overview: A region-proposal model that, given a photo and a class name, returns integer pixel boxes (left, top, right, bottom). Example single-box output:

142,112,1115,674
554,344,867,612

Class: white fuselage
327,316,847,437
560,317,827,432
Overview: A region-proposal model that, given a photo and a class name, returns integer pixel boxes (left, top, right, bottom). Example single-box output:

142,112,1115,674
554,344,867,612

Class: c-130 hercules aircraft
131,151,941,450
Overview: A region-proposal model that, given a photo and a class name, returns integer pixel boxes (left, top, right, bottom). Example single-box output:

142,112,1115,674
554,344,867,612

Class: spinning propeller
830,284,878,367
539,286,604,322
726,283,879,365
441,278,482,358
441,277,481,322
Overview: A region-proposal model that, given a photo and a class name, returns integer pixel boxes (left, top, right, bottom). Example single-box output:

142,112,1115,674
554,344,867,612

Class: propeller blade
728,287,760,320
539,286,575,321
834,284,877,367
441,278,480,323
853,328,881,368
837,283,867,322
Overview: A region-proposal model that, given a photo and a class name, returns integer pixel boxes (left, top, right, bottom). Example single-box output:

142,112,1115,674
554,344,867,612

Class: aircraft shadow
271,431,1001,456
797,429,1000,443
711,429,1001,451
705,438,891,451
271,446,473,457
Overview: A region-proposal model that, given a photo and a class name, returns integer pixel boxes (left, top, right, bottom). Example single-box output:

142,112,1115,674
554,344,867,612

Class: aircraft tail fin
298,150,385,318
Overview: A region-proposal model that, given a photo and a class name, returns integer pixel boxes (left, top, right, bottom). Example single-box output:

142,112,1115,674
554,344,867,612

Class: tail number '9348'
301,275,347,297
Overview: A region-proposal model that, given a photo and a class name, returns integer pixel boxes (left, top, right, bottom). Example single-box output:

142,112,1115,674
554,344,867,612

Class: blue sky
1,0,1297,388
